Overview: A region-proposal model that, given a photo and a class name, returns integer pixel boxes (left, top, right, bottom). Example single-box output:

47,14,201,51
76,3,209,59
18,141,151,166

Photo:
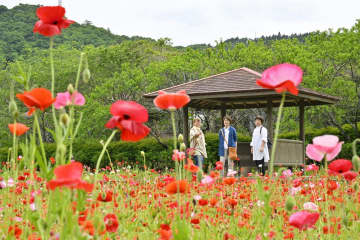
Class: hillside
0,4,315,64
0,4,153,64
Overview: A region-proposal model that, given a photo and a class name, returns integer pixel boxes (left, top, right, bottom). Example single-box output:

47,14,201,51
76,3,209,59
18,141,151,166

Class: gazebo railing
237,139,305,169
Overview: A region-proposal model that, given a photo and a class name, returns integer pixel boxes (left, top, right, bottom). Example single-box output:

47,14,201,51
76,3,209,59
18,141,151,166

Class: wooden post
220,107,226,128
183,106,189,148
299,102,305,141
266,99,273,140
299,101,305,164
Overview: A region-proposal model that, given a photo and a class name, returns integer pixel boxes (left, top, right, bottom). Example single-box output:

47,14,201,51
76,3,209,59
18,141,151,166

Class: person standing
190,118,207,170
250,116,270,175
218,116,237,177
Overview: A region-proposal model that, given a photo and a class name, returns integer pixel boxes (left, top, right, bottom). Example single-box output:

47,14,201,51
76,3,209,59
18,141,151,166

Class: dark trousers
254,158,265,175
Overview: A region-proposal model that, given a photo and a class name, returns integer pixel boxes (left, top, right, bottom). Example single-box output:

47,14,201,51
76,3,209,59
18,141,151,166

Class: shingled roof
144,67,340,109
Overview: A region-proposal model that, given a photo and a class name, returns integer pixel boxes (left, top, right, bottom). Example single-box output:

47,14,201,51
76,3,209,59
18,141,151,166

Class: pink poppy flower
201,175,215,185
54,91,85,109
172,150,186,161
305,164,319,172
303,202,318,211
227,169,237,177
289,211,319,230
306,135,343,162
282,169,293,178
256,63,303,95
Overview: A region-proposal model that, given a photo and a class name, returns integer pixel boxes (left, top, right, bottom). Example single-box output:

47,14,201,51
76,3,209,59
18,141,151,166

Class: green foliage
0,4,154,62
1,127,358,170
1,4,360,156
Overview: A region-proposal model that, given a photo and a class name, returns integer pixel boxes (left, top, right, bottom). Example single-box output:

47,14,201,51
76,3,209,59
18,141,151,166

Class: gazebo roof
144,67,340,109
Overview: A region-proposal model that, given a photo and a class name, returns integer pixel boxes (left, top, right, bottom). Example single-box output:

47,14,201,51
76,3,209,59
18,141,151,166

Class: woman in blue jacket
218,116,237,177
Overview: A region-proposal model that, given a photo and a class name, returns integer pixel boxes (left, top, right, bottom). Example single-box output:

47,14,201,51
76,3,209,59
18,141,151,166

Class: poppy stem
170,110,177,150
269,92,286,175
11,119,17,177
49,38,58,127
75,53,84,90
353,139,360,157
94,130,117,184
34,111,48,175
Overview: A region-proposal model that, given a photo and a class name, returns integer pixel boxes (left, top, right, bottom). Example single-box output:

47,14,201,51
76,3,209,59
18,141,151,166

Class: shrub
0,125,358,170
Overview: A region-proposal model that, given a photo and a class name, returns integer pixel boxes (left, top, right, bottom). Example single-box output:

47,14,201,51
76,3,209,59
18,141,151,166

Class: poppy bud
178,134,184,143
82,68,91,83
354,182,359,191
285,196,296,212
56,144,66,159
9,100,17,113
83,175,91,182
9,100,18,118
141,151,145,157
180,143,186,152
67,84,75,94
342,215,351,227
60,113,69,127
352,155,360,172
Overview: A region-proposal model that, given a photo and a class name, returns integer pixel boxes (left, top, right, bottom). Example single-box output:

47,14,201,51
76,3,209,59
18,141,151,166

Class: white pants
220,149,234,177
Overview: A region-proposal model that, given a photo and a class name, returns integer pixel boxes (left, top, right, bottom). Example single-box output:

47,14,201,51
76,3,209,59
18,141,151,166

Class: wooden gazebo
144,67,340,167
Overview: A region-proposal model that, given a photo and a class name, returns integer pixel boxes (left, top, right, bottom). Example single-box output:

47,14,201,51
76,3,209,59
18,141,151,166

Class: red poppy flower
223,177,236,185
210,198,218,207
153,90,190,110
104,214,119,233
190,218,200,224
97,190,113,202
165,180,190,194
47,161,94,192
33,6,75,37
158,224,172,240
327,180,338,192
256,63,303,95
16,88,55,115
328,159,352,174
8,123,29,136
226,198,238,208
342,171,358,181
224,232,236,240
184,163,199,173
289,211,319,230
105,100,150,141
198,199,208,206
81,221,95,236
215,161,223,170
210,171,220,178
8,225,22,238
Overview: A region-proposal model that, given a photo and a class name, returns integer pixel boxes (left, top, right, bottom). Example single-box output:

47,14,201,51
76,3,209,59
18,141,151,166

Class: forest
0,4,359,147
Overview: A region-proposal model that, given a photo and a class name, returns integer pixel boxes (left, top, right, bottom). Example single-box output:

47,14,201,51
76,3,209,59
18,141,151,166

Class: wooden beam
220,107,226,128
266,99,274,140
183,106,189,148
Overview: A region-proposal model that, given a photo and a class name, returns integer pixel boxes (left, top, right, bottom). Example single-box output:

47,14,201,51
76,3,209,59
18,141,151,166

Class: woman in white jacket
250,116,270,175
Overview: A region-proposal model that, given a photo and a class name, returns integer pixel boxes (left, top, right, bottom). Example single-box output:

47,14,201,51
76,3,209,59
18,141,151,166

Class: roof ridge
144,67,261,96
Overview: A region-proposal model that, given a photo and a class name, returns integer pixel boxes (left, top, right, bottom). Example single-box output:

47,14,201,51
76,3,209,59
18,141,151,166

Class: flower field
2,5,360,240
2,159,360,239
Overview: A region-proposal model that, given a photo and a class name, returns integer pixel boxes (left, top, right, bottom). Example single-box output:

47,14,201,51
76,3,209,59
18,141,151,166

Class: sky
2,0,360,46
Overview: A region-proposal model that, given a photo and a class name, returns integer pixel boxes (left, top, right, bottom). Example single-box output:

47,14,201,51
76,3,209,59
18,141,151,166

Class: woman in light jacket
190,118,207,170
218,115,237,177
